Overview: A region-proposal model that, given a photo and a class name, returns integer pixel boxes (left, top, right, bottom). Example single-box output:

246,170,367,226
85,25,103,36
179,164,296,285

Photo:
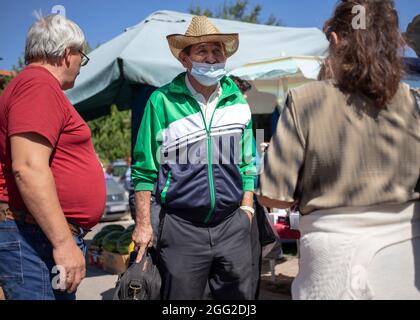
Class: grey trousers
157,208,253,300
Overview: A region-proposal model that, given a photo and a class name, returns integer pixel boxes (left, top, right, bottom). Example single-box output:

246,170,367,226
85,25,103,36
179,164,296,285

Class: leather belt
0,204,85,237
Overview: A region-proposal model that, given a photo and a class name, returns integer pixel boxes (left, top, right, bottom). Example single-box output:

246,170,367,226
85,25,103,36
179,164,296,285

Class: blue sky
1,0,419,69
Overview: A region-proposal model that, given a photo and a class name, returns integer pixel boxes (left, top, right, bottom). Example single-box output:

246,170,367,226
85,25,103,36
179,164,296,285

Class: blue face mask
189,60,227,86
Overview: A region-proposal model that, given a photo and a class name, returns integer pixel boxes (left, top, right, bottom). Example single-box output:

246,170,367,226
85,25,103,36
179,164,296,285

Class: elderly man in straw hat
131,16,257,300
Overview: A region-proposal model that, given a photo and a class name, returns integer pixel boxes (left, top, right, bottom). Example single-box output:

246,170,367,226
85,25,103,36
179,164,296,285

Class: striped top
257,81,420,214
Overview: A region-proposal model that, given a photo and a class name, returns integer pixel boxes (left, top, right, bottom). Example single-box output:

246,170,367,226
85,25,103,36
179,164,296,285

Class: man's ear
63,48,72,67
221,43,228,59
179,52,190,69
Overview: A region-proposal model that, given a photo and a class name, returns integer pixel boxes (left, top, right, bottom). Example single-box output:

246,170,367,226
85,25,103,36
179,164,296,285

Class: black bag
113,247,161,300
254,201,283,259
255,201,277,246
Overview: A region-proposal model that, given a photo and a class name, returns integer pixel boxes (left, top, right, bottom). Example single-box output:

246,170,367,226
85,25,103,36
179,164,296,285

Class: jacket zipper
161,170,172,205
187,88,233,223
197,108,216,223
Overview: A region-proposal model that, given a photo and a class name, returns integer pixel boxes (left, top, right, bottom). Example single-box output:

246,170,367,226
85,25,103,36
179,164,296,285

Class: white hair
24,13,85,64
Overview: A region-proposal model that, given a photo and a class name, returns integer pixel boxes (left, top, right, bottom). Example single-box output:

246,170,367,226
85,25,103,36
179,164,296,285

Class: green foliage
12,55,25,73
84,42,94,54
189,0,283,26
87,105,131,164
189,5,214,18
0,75,13,94
0,54,23,94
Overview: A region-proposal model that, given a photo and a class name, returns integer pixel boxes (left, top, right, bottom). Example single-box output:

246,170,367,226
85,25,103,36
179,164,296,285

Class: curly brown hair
324,0,405,108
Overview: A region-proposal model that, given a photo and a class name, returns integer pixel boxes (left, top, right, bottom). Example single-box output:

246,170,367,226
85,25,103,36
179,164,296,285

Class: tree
0,54,24,94
0,75,12,94
87,105,131,164
189,0,283,26
12,55,25,73
83,41,101,55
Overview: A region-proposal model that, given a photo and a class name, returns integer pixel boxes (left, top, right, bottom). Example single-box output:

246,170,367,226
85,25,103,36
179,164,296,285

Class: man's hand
132,222,153,263
133,191,153,263
241,191,254,225
53,239,86,293
242,209,253,224
241,191,254,226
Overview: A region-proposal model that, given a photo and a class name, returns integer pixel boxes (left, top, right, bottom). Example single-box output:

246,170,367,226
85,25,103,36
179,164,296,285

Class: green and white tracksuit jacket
132,72,256,225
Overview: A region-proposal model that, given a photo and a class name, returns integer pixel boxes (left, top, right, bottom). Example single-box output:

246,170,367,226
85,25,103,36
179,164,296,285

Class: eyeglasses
78,50,90,66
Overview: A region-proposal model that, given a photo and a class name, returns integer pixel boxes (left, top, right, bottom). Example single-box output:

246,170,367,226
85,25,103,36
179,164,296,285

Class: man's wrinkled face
180,42,227,71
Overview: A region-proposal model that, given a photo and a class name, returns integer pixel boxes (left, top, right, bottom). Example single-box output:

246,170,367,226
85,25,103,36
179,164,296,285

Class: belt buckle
69,223,80,236
69,222,87,238
0,209,7,222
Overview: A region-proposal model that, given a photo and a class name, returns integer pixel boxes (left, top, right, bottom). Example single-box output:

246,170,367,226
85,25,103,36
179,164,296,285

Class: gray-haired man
0,15,105,300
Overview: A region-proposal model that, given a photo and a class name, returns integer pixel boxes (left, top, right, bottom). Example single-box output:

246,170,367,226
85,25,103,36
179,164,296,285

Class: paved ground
76,216,299,300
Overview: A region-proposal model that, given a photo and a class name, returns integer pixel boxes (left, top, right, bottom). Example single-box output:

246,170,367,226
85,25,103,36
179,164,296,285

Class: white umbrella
229,55,324,114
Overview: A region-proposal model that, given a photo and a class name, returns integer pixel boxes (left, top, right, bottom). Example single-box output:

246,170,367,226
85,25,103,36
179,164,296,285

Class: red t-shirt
0,65,106,229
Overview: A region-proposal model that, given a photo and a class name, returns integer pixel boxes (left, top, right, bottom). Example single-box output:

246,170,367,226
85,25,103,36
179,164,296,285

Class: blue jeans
0,219,87,300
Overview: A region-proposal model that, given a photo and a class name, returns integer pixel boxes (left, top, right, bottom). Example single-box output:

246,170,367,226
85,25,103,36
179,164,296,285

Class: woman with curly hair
257,0,420,300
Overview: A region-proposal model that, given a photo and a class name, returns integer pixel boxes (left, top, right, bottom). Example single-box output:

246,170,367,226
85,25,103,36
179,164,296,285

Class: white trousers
292,202,420,300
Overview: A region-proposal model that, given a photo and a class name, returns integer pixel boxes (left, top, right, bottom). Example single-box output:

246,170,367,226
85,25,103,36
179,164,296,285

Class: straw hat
167,16,239,61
